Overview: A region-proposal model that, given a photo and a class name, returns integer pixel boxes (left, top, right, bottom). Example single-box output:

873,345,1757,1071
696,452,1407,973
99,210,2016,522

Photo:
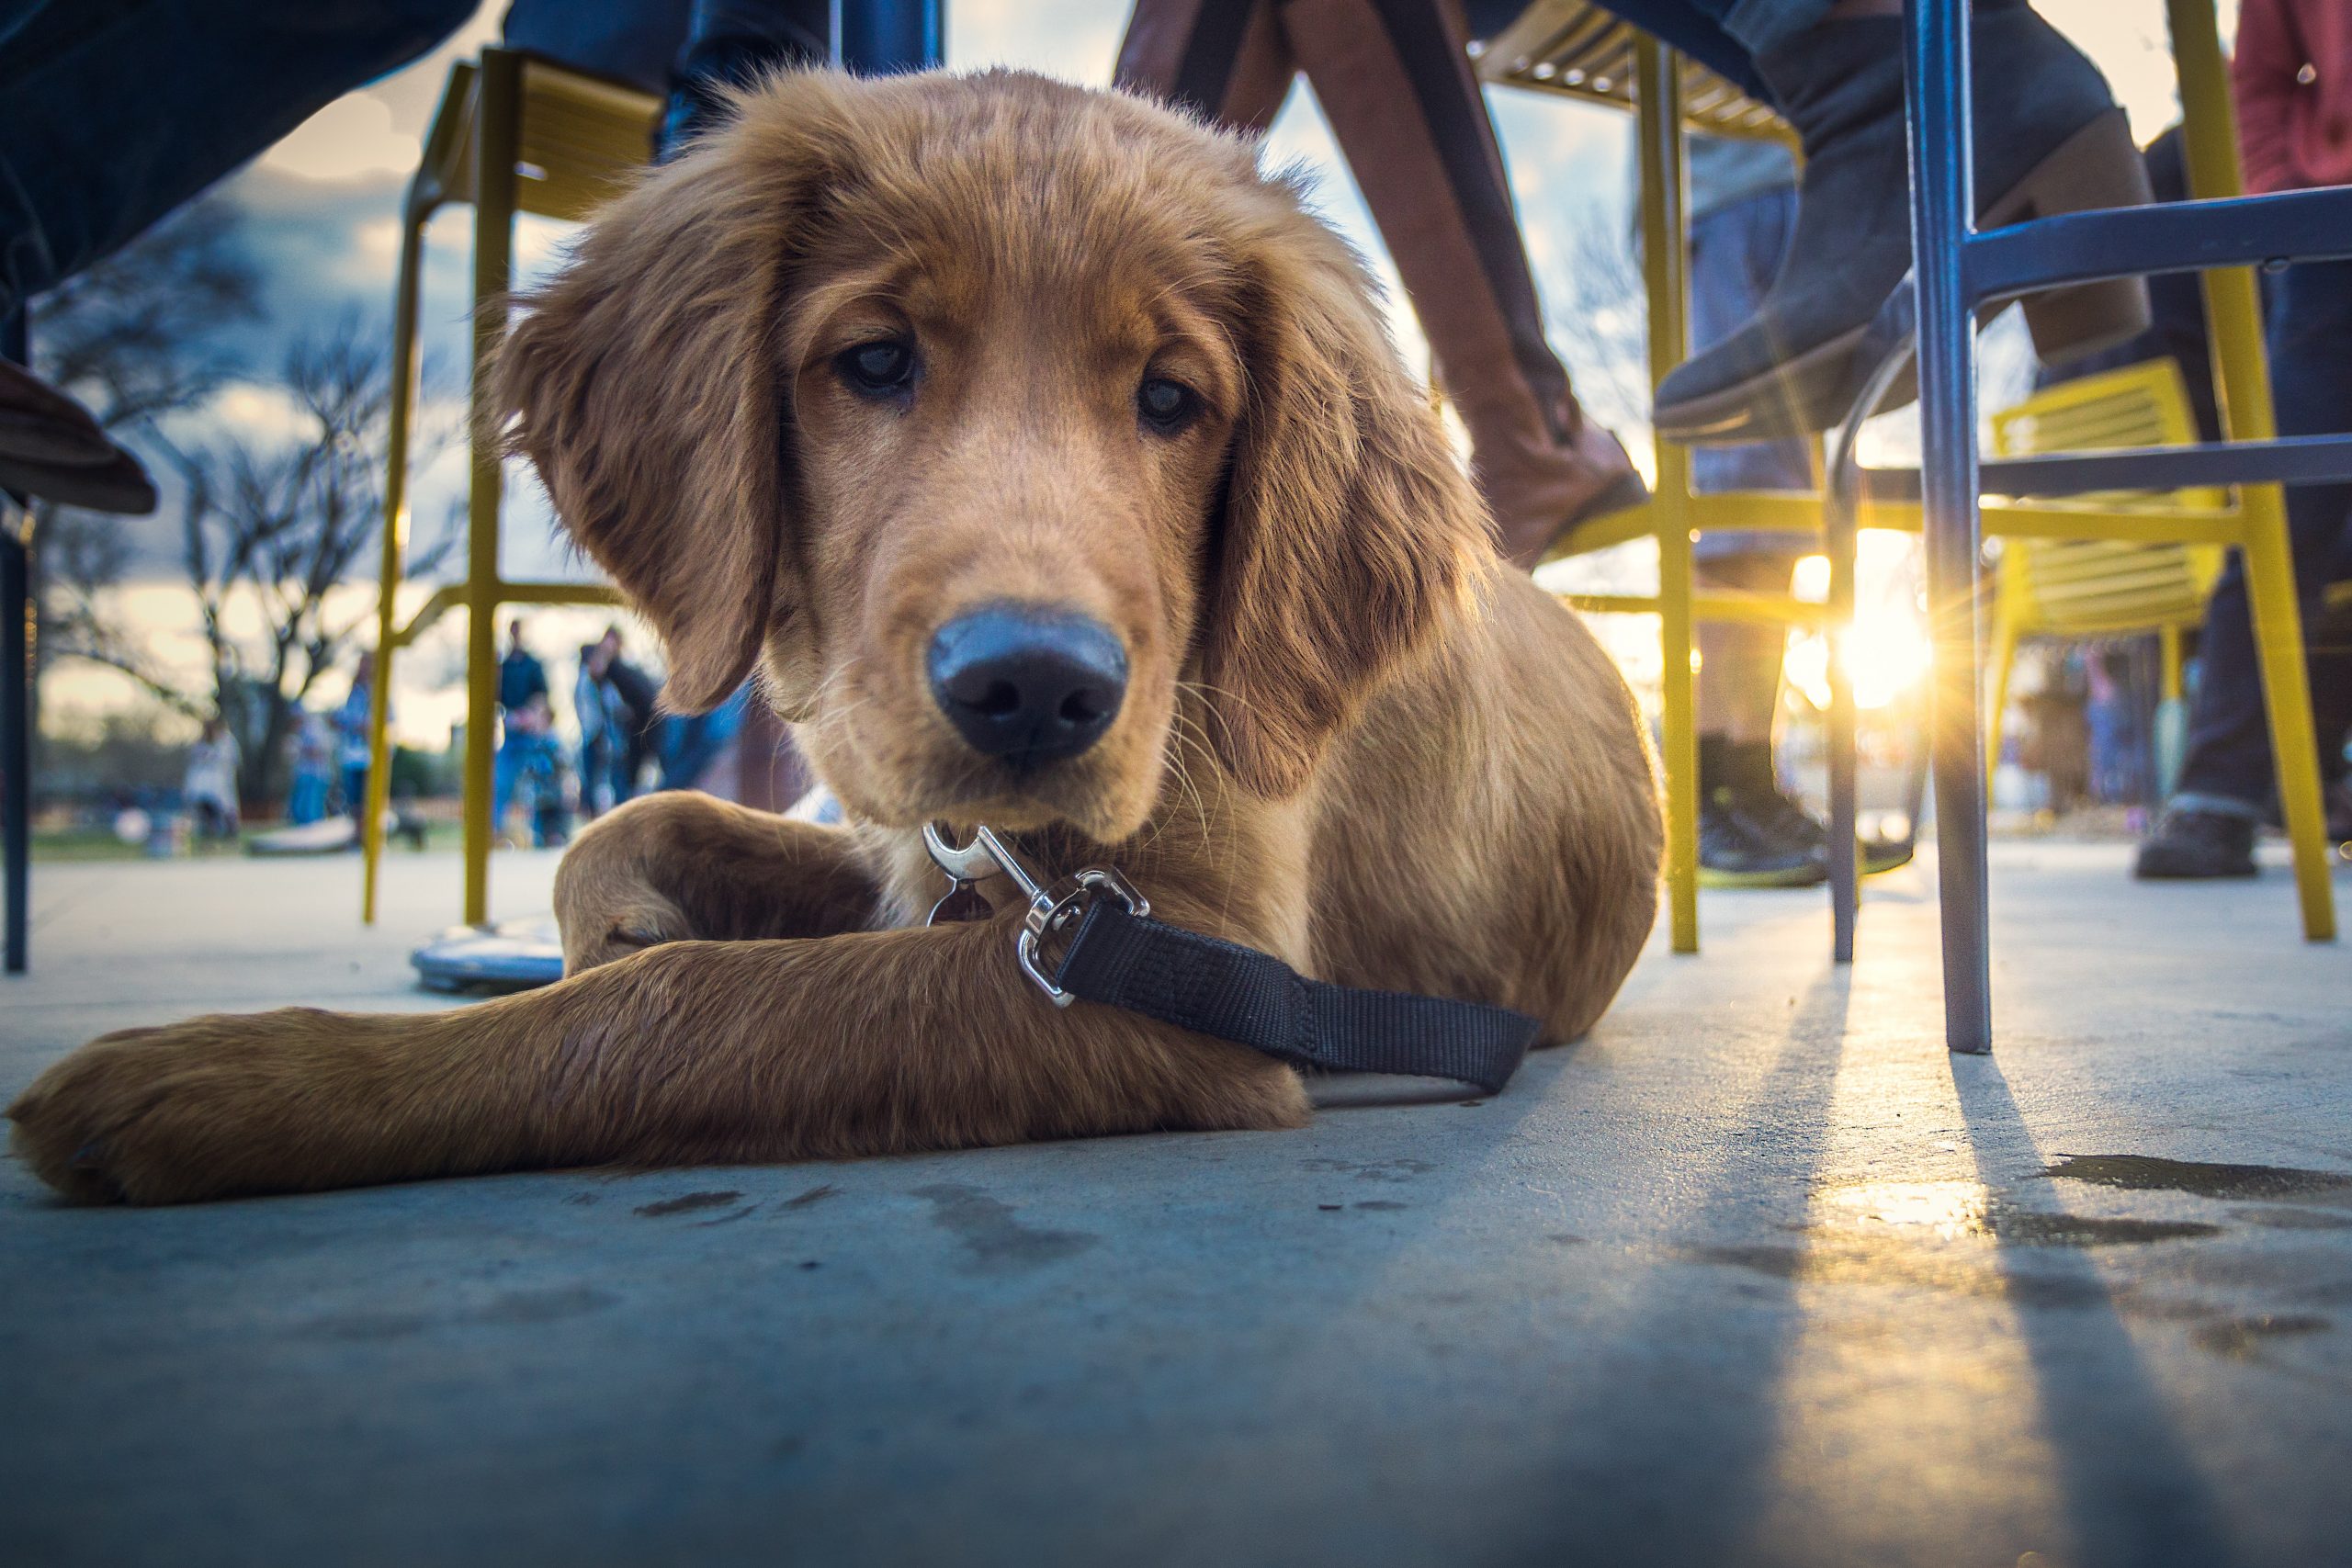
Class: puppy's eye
835,339,917,400
1137,377,1198,434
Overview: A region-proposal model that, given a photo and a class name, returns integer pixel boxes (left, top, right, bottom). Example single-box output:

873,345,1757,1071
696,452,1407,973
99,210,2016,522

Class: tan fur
8,70,1660,1204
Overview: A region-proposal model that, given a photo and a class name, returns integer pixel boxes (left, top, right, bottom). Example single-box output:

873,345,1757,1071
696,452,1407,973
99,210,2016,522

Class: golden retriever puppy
9,69,1660,1204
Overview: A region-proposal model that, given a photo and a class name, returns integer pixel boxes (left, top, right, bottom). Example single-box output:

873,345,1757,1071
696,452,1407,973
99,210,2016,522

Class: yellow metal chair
1481,0,2335,950
1983,360,2226,795
361,50,661,926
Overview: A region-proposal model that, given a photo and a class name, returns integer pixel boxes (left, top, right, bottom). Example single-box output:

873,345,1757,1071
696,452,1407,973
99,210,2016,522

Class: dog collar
922,824,1537,1095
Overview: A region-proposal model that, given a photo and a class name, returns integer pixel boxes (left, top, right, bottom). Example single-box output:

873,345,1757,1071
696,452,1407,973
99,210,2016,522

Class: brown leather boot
1485,416,1648,570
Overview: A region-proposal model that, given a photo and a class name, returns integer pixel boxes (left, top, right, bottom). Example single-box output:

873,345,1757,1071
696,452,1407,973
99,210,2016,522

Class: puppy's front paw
8,1010,400,1204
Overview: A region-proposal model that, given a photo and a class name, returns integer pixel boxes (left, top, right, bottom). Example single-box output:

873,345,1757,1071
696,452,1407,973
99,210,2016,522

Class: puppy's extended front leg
9,916,1310,1204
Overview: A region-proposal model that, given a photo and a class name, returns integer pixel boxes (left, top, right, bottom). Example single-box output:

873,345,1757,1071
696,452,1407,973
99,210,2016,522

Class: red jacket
2234,0,2352,194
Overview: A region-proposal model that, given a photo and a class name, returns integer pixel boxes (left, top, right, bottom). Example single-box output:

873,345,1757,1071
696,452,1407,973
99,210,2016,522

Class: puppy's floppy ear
495,85,834,714
1199,220,1493,796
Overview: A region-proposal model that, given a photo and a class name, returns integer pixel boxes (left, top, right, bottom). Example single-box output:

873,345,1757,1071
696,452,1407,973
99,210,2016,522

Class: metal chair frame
361,50,658,928
1484,2,2338,1044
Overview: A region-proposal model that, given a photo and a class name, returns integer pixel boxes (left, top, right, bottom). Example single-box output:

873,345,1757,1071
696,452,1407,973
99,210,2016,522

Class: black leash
924,826,1539,1095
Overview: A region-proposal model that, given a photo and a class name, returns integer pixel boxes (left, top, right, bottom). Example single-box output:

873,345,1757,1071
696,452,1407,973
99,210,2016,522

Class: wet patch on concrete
783,1184,839,1209
912,1184,1097,1273
693,1204,760,1228
2188,1314,2332,1360
1686,1242,2123,1312
2047,1154,2352,1203
1815,1179,2222,1247
1992,1211,2221,1247
635,1190,742,1218
1353,1200,1408,1212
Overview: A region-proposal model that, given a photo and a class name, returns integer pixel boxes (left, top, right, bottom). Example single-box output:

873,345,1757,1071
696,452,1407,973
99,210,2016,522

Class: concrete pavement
4,841,2349,1566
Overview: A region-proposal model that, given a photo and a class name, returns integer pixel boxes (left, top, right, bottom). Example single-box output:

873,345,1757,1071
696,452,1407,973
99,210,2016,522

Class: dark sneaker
1748,785,1918,876
1701,787,1828,888
2134,808,2258,880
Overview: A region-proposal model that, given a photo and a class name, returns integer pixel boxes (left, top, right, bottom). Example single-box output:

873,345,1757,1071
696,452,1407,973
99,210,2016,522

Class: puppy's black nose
927,605,1127,766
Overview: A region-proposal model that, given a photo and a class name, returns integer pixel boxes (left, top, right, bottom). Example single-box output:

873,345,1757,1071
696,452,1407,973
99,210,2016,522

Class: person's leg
1280,0,1642,565
1682,183,1822,883
492,739,520,840
1114,0,1295,134
2142,258,2352,876
1590,0,2150,442
0,0,478,320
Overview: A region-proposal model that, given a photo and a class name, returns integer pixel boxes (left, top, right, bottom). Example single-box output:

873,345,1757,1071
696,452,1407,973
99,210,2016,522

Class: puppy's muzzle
926,604,1127,768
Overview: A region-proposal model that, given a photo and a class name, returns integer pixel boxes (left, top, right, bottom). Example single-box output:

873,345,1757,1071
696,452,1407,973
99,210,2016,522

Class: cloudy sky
51,0,2236,739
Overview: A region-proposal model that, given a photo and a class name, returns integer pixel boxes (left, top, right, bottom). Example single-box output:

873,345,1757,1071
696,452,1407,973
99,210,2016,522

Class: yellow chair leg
2173,0,2336,942
1637,39,1698,953
463,49,522,928
362,209,428,926
2245,516,2337,941
1984,598,2020,800
2158,623,2184,704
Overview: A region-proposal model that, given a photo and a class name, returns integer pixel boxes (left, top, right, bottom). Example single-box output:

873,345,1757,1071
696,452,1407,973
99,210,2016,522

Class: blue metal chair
1892,0,2350,1053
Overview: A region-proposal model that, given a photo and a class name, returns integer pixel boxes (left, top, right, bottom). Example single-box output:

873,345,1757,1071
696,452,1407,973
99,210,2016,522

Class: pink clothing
2234,0,2352,195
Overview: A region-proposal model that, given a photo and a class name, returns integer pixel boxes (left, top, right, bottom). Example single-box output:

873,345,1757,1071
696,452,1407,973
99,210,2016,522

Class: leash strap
920,826,1539,1094
1051,898,1537,1095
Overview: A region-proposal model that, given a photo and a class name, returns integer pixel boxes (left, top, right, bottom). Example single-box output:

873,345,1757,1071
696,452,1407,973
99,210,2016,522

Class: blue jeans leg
2173,258,2352,815
0,0,476,317
1688,186,1815,516
492,741,525,835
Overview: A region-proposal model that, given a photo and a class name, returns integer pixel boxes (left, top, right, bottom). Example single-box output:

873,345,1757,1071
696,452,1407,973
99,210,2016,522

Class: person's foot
1654,4,2152,444
1495,421,1649,569
2134,807,2257,879
0,360,156,514
1700,784,1828,888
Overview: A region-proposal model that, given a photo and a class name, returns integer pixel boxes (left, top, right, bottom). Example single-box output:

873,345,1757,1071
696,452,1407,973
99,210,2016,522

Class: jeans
1686,185,1815,548
0,0,477,319
0,0,849,320
492,735,526,836
2173,258,2352,815
658,685,750,791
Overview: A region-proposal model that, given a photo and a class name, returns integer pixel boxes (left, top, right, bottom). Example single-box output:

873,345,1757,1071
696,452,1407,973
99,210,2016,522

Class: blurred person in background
332,651,379,825
286,711,334,827
1116,0,1650,571
182,716,240,840
492,618,549,846
575,631,629,818
2136,0,2352,877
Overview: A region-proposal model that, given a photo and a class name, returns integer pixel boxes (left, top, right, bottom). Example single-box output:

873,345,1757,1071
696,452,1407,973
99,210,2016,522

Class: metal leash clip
922,823,1148,1007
